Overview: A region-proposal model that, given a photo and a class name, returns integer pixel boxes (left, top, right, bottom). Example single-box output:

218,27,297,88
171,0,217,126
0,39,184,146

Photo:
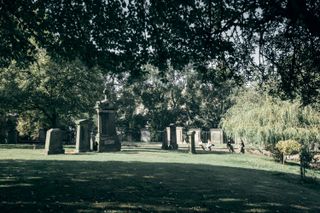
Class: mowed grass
0,143,319,212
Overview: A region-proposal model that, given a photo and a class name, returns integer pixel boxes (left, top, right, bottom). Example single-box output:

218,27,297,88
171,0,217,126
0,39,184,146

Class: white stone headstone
210,128,223,144
140,129,151,142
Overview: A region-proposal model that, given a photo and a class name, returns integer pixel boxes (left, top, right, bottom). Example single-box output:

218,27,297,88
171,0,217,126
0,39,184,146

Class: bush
275,140,301,164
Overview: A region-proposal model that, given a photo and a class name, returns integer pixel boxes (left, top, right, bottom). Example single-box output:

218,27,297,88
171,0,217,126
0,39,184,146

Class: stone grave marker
45,128,64,155
140,128,151,142
210,128,223,144
38,128,46,143
176,127,183,144
76,119,92,153
95,98,121,152
169,123,178,149
189,128,201,145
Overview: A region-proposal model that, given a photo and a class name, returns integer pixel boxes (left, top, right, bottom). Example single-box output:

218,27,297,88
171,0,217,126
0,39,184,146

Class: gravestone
75,119,92,153
0,115,6,143
38,128,46,143
189,131,196,154
44,128,64,155
210,128,223,144
161,130,168,149
95,99,121,152
176,127,184,144
169,123,178,149
166,127,170,143
189,128,201,145
6,115,18,144
140,128,151,142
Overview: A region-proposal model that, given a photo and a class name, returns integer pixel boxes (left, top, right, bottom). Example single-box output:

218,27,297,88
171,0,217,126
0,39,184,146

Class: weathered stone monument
176,127,184,144
210,128,224,144
140,128,151,142
189,128,201,145
6,115,18,144
169,123,178,149
95,97,121,152
45,128,64,155
189,131,196,154
0,115,6,143
38,128,46,143
75,119,93,153
161,129,168,149
166,127,170,143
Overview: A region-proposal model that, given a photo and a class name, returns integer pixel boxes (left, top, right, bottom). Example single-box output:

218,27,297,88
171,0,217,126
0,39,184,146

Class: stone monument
140,128,151,142
169,123,178,150
176,127,183,144
189,131,196,154
75,119,93,153
210,128,223,144
6,115,18,144
45,128,64,155
95,91,121,152
189,128,201,145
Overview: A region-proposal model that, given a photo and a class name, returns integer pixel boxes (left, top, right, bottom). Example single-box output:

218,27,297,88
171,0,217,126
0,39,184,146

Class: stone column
45,128,64,155
189,128,201,145
95,99,121,152
75,119,92,153
189,131,196,154
169,123,178,150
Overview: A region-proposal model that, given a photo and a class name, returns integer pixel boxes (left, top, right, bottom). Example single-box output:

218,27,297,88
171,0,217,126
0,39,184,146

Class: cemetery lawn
0,144,319,212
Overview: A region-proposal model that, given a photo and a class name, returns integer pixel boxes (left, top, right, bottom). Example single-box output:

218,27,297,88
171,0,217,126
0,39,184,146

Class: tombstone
6,115,18,144
0,115,6,144
38,128,46,143
90,128,97,151
176,127,184,144
161,130,168,150
210,128,224,144
44,128,64,155
169,123,178,149
140,128,151,142
95,98,121,152
189,128,201,145
75,119,92,153
189,131,196,154
166,127,170,143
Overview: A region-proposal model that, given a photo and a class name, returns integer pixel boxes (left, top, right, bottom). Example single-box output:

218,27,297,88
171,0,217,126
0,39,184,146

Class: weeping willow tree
220,89,320,148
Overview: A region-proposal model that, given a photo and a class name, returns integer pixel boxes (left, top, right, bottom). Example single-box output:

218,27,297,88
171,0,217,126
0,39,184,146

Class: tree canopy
1,0,319,104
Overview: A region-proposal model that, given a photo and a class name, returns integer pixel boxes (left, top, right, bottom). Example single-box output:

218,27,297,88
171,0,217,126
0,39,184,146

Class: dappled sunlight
0,158,319,212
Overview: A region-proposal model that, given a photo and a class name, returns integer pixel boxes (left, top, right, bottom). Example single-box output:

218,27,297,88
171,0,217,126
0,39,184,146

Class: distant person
206,139,214,151
227,139,234,153
240,140,245,154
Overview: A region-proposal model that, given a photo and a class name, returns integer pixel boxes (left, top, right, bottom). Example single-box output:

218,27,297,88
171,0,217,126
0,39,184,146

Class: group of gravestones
45,98,121,155
161,124,224,153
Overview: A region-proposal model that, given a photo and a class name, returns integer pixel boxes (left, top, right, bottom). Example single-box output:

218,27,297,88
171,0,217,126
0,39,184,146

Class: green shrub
276,140,301,164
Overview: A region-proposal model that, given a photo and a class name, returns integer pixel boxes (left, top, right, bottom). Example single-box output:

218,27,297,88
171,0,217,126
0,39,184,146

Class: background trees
0,49,104,137
1,0,319,104
220,89,320,148
0,0,319,143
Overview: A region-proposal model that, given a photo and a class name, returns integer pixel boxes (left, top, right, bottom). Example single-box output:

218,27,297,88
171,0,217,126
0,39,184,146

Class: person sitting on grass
199,140,214,151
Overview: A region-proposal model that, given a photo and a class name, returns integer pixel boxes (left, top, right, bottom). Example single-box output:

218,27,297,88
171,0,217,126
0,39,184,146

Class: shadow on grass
0,160,319,213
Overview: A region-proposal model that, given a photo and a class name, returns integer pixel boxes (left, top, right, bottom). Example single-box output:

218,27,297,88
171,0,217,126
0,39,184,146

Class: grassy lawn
0,143,319,212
